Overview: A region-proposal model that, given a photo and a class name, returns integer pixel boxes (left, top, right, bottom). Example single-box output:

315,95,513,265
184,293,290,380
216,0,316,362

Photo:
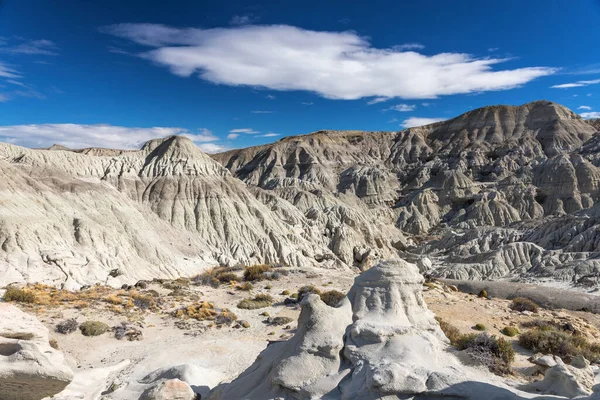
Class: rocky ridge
1,100,600,288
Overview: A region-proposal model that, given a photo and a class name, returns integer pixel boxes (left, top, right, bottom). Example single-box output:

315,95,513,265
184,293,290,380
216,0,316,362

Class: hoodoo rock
208,259,555,399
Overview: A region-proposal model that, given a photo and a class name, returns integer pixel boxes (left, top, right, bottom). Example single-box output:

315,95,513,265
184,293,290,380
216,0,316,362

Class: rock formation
1,101,600,288
209,259,582,399
0,303,73,400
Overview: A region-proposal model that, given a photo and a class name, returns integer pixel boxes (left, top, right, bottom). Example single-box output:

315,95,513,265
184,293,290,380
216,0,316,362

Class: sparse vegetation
474,323,486,331
501,327,519,337
113,322,143,341
437,317,514,375
3,286,37,303
320,290,345,307
237,293,274,309
56,318,79,334
510,297,538,313
243,264,271,281
423,282,437,289
237,282,254,291
478,289,488,298
49,339,59,349
241,321,251,328
519,325,600,363
269,316,294,326
280,290,290,296
297,285,321,302
80,320,110,337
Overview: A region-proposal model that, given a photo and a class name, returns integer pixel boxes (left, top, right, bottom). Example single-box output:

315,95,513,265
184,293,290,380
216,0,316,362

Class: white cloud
551,79,600,89
229,128,259,134
266,94,276,99
0,62,20,78
258,133,280,137
367,97,389,105
227,133,240,140
6,79,26,87
301,102,313,105
488,47,499,52
230,14,258,25
578,105,592,110
1,39,58,56
0,124,223,151
386,104,416,112
251,110,272,114
103,23,557,100
421,102,431,107
580,112,600,119
196,142,229,153
400,117,445,128
392,43,425,51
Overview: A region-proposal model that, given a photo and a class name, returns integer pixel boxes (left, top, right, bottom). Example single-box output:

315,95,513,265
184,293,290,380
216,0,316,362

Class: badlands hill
1,100,600,289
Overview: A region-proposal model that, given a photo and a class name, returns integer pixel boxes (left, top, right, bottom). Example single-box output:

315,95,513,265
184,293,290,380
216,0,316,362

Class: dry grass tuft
238,293,274,309
320,290,345,307
243,264,271,282
510,297,538,313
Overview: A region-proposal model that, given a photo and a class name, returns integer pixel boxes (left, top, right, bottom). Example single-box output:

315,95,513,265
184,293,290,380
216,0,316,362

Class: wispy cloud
251,110,272,114
367,97,390,105
551,79,600,89
488,47,499,52
0,94,9,102
0,62,20,78
1,39,58,56
229,128,260,134
578,105,592,110
392,43,425,51
102,23,557,100
401,117,445,128
230,14,259,25
580,112,600,119
227,133,239,140
266,94,276,99
301,101,313,105
385,104,416,112
0,124,225,152
258,133,279,137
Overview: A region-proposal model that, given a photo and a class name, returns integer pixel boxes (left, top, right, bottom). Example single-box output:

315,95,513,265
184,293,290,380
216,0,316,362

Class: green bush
216,272,240,283
320,290,345,307
519,326,600,363
510,297,538,313
436,317,463,346
478,289,488,298
474,323,486,331
3,287,37,303
501,326,519,337
79,320,110,337
237,293,274,310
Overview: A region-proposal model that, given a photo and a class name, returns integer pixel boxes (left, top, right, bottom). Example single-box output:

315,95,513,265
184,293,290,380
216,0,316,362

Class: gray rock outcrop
0,303,73,400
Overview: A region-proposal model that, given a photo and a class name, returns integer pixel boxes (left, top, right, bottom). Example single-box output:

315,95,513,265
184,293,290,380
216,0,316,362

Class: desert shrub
113,322,143,341
216,272,240,284
3,287,37,303
280,290,290,296
423,282,437,290
241,321,251,328
56,318,79,334
104,294,123,305
238,294,274,309
80,320,110,337
269,316,294,326
162,278,190,291
297,285,321,302
237,282,254,291
510,297,538,313
459,333,514,375
519,326,600,363
243,264,271,281
49,339,59,349
320,290,345,307
131,292,156,311
474,323,486,331
215,309,238,325
502,326,519,337
478,289,488,298
436,317,463,346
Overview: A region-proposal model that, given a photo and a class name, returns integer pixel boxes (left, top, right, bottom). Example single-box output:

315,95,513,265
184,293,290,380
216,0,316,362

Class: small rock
139,379,195,400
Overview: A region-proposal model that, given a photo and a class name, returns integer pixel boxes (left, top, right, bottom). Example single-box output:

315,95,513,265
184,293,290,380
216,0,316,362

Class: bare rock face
0,303,73,400
2,101,600,287
525,356,594,398
208,259,541,400
139,378,196,400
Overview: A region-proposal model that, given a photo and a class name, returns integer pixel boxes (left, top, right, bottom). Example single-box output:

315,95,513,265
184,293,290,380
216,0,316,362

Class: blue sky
1,0,599,151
